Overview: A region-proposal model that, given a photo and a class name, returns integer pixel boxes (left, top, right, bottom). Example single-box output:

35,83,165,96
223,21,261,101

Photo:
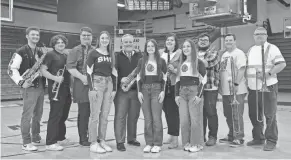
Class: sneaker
183,143,191,151
263,141,276,151
206,137,217,146
143,145,152,153
246,140,265,146
46,144,64,151
32,140,42,146
229,139,244,147
58,139,74,146
219,137,233,143
99,140,112,152
150,146,161,153
189,145,199,152
22,143,38,151
90,142,106,153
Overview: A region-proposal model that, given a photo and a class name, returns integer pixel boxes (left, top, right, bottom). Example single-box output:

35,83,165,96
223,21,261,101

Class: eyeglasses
254,33,267,36
81,34,92,37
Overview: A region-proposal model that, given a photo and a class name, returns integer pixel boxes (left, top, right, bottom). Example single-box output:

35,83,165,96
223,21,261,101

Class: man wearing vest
7,26,46,151
246,27,286,151
197,33,220,146
114,34,142,151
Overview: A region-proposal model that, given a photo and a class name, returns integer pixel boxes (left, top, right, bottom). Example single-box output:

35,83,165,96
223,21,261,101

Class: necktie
127,52,131,62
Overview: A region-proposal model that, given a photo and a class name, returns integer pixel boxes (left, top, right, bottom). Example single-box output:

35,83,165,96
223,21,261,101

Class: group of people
7,25,286,154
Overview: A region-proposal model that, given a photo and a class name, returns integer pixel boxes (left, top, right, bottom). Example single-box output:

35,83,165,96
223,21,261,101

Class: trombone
228,57,241,135
52,65,66,101
255,44,270,122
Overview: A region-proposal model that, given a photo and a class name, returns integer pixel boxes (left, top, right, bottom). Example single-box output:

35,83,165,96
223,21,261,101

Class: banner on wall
114,37,146,52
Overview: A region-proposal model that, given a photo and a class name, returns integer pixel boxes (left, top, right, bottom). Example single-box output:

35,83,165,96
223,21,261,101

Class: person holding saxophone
219,33,247,147
7,26,46,151
86,31,117,153
41,34,72,151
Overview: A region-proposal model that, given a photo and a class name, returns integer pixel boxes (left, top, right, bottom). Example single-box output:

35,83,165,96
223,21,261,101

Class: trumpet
52,66,66,101
256,44,270,122
228,56,240,135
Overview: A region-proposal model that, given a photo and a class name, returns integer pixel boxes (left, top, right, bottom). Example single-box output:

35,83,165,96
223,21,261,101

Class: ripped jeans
88,75,113,143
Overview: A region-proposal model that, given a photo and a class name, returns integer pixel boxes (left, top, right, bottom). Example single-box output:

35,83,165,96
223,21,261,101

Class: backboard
1,0,13,22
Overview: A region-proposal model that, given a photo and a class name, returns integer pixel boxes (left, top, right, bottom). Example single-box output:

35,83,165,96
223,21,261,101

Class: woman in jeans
175,39,206,152
86,31,117,153
160,33,182,148
136,39,167,153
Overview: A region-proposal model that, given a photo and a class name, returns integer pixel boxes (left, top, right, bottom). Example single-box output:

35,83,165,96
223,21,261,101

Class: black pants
203,90,219,140
46,86,72,145
163,85,179,136
77,102,90,143
248,84,278,144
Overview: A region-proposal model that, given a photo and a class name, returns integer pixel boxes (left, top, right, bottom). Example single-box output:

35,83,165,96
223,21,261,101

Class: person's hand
193,96,202,106
167,64,174,72
81,75,88,85
88,90,98,102
138,92,144,104
54,76,64,84
110,91,116,101
175,96,180,106
158,91,165,103
121,77,129,84
21,80,31,89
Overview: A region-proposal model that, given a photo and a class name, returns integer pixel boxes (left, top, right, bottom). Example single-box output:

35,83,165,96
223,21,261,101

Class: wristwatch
234,82,239,86
268,72,272,76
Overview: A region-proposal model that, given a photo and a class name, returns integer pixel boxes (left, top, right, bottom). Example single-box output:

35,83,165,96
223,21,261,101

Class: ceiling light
117,3,125,7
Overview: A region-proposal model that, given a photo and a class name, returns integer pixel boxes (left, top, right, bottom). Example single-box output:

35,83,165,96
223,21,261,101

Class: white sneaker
143,145,152,153
58,139,74,146
46,144,64,151
189,145,199,152
90,142,106,153
99,140,112,152
150,146,161,153
184,143,191,151
22,143,38,151
32,140,42,146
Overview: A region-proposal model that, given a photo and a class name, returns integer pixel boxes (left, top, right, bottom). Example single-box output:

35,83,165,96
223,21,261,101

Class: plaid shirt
198,49,220,90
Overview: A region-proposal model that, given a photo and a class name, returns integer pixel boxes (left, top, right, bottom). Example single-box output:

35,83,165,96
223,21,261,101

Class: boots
168,136,178,149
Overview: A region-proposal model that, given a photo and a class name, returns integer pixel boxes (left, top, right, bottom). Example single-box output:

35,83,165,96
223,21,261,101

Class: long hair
164,33,179,53
140,39,163,82
97,31,115,68
178,39,198,77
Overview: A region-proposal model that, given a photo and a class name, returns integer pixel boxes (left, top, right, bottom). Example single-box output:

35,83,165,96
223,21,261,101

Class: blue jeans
248,83,278,144
178,86,204,146
141,83,163,146
114,89,140,143
222,93,246,140
88,75,113,142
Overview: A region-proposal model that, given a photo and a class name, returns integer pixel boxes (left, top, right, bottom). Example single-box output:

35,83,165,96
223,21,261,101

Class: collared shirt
246,42,285,90
219,48,247,95
66,44,95,103
198,49,220,90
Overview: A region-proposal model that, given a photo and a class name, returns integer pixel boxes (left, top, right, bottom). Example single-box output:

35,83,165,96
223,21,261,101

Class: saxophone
121,67,138,92
21,45,48,86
